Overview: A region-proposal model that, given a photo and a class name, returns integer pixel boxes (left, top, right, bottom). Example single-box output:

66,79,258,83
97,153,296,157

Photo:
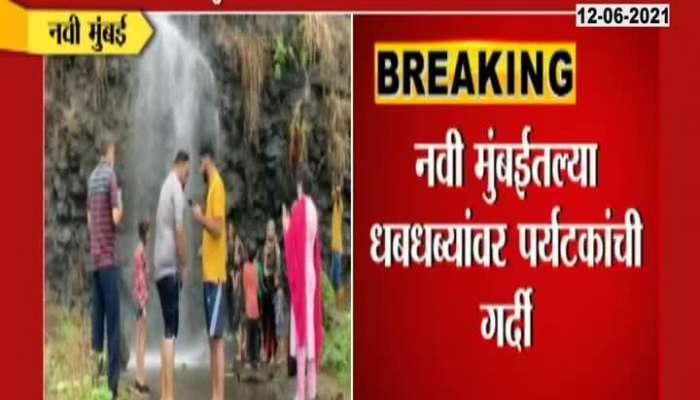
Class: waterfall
121,14,221,368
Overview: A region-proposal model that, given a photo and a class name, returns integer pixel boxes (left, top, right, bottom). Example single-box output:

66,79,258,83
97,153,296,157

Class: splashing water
120,14,221,368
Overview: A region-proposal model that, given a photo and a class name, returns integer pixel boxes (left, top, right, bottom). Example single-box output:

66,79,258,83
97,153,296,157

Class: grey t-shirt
154,170,185,280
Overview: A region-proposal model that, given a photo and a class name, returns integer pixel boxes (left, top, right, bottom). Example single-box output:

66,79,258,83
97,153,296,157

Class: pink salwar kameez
285,195,324,400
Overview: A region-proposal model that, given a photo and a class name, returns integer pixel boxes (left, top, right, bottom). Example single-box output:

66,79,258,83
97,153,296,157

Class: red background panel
0,1,697,399
354,14,658,400
0,55,43,398
658,1,700,399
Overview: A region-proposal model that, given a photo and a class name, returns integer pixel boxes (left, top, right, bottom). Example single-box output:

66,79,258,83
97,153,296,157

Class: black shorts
157,274,180,339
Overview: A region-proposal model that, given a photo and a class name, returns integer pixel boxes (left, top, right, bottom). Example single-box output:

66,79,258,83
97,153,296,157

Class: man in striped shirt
87,136,123,400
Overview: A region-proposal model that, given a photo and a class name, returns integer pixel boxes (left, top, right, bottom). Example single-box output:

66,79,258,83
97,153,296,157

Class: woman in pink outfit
282,169,323,400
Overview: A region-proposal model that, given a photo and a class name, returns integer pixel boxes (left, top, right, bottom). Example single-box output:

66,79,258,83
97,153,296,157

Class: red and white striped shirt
87,161,119,269
133,242,149,309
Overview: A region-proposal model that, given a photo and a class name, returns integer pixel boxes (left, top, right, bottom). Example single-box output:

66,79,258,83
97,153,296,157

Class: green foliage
272,34,295,80
322,311,351,387
322,269,336,321
321,269,336,334
45,306,94,400
320,270,350,387
88,378,112,400
45,305,134,400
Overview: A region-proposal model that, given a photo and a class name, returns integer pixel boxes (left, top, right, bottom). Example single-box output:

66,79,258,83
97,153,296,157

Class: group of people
226,218,286,371
86,136,344,400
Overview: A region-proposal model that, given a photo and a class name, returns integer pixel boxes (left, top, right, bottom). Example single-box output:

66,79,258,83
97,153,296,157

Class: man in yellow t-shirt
192,144,227,400
330,185,344,292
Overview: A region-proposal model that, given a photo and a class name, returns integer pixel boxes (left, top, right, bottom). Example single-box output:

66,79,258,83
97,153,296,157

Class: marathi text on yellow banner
0,0,153,55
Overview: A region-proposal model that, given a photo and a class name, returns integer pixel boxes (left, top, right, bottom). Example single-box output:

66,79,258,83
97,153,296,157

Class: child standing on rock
133,219,151,395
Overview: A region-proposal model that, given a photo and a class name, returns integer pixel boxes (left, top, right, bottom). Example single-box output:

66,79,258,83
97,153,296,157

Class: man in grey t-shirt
154,168,187,281
154,150,190,400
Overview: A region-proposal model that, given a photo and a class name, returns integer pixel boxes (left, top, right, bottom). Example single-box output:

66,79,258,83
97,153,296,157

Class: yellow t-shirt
331,196,343,253
202,167,227,283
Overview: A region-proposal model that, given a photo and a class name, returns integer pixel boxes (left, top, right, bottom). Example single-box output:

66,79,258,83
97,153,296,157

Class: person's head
138,219,151,245
296,165,313,199
198,143,215,184
99,135,116,167
246,239,256,263
266,219,276,242
173,150,190,188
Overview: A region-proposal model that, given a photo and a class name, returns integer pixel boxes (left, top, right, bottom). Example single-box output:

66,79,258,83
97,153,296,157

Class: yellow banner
0,0,153,55
375,41,576,105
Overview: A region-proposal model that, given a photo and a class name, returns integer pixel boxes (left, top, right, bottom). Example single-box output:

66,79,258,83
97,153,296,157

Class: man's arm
173,187,187,270
193,181,224,237
194,212,224,237
112,208,123,226
175,222,187,270
110,173,122,226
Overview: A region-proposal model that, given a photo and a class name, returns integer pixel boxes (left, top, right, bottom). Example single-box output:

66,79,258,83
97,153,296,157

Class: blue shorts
203,282,226,339
331,252,343,290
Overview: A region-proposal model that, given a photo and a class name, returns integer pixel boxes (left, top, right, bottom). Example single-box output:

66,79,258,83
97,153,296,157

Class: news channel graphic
44,14,351,400
354,13,659,400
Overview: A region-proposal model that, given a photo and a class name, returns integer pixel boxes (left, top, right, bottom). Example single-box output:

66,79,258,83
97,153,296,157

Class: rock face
45,15,351,307
45,55,135,308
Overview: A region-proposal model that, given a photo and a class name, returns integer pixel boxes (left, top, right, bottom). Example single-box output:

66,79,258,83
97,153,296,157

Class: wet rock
264,132,285,162
227,171,245,211
58,226,73,245
69,174,84,197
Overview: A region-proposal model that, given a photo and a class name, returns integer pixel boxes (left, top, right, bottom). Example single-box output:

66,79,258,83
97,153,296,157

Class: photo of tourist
44,14,351,400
